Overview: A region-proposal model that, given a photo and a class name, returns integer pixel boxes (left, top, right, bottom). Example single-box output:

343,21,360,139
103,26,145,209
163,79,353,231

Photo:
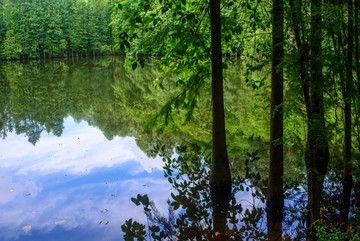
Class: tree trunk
267,0,284,240
308,0,329,239
340,0,353,227
209,0,231,190
355,0,360,213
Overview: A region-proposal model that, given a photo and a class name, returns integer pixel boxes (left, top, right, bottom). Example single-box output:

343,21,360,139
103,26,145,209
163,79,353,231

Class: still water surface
0,57,282,240
0,117,172,241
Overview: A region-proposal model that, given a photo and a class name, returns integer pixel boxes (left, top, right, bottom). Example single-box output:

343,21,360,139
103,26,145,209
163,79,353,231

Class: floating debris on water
22,226,31,232
55,220,66,225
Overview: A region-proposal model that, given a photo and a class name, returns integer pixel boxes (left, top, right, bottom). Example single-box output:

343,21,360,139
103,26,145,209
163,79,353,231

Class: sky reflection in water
0,117,171,241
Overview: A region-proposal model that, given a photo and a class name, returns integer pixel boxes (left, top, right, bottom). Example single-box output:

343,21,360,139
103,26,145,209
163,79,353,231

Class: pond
0,57,305,240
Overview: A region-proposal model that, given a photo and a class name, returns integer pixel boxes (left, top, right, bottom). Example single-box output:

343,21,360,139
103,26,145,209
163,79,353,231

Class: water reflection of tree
122,144,267,240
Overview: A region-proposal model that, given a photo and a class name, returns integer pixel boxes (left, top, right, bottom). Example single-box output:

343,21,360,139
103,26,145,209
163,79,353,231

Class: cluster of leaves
315,206,360,241
112,0,273,127
122,144,268,240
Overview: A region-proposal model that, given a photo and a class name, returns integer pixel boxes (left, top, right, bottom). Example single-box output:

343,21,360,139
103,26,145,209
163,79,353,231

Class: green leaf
139,58,145,68
132,61,138,70
131,197,141,206
142,195,150,206
173,202,180,210
136,16,142,24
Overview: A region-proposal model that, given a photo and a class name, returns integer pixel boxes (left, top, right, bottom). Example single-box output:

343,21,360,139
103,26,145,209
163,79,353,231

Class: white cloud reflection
0,176,172,241
0,117,164,176
0,117,172,241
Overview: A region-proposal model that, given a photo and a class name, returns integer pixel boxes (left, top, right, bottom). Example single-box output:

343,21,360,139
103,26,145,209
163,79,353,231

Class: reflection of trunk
211,186,231,240
267,0,284,240
340,0,353,227
209,0,231,189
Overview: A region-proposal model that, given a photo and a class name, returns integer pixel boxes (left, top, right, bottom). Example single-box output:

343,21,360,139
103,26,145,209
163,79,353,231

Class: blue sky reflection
0,117,171,241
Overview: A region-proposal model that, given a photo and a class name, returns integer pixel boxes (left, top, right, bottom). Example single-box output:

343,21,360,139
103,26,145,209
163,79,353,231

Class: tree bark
308,0,329,239
354,0,360,213
209,0,231,190
267,0,284,240
340,0,353,227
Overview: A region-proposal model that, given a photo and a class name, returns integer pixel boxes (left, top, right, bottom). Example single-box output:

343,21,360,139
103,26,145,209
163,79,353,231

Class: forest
0,0,360,240
0,0,114,60
111,0,360,240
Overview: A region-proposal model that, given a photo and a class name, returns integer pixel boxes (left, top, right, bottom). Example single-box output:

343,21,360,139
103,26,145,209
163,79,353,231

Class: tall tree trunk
289,1,313,237
354,0,360,212
267,0,284,240
308,0,329,239
209,0,231,190
356,0,360,98
340,0,353,227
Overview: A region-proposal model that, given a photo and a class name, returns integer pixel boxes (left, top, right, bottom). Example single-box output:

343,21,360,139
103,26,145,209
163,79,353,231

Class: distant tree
2,29,21,59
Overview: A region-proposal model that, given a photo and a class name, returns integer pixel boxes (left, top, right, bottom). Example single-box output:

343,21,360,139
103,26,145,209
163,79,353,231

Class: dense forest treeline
0,0,114,60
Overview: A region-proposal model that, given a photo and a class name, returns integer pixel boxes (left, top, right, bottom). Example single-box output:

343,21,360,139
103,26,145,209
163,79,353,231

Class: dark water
0,57,303,240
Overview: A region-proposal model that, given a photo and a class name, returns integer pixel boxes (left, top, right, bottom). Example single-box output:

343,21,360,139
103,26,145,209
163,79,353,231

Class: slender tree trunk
267,0,284,240
289,2,314,236
356,0,360,97
340,0,353,227
354,0,360,212
209,0,231,190
308,0,329,239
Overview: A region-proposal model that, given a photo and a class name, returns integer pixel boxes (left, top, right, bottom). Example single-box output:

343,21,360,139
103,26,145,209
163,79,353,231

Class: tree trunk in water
209,0,231,190
309,0,329,239
267,0,284,240
340,0,353,227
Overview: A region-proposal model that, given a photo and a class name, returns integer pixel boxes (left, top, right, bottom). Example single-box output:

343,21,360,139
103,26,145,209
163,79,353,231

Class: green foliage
316,223,360,241
0,0,114,60
112,0,272,127
123,144,267,240
121,218,147,241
